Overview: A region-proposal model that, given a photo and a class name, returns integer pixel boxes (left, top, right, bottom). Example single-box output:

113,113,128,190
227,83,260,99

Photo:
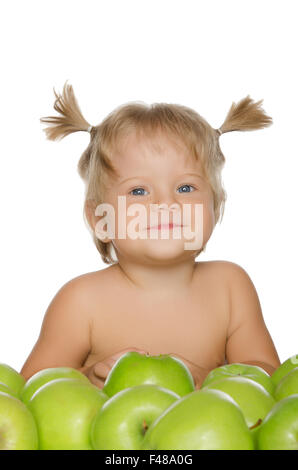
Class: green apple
201,363,275,396
27,378,108,450
102,352,195,398
0,391,38,449
0,363,25,397
141,388,254,450
201,376,275,446
91,384,179,450
274,367,298,401
256,394,298,449
0,381,18,398
202,376,276,428
271,354,298,386
20,366,90,406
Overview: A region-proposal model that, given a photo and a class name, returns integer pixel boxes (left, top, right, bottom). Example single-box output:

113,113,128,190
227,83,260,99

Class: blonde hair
40,81,273,265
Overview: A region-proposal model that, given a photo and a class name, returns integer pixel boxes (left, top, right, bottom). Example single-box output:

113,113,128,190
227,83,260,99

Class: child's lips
146,223,184,230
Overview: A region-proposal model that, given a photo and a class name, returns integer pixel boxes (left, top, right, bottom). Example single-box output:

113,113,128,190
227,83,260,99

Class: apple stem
249,418,262,430
142,419,149,434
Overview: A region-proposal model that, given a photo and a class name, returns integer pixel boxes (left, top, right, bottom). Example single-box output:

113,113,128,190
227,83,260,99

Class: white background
0,0,297,372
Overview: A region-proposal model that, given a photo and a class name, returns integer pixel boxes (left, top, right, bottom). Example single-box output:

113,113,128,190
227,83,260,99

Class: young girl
20,82,280,389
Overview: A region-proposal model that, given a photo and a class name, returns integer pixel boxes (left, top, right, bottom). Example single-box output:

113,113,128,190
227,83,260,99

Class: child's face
100,129,215,264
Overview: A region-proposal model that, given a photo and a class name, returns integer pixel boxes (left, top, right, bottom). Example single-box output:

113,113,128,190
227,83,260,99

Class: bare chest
83,263,229,371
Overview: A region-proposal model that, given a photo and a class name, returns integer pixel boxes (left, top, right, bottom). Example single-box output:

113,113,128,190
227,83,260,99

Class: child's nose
153,187,178,207
154,200,180,211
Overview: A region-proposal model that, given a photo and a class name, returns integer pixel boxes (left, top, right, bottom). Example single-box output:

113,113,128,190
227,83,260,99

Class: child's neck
115,256,199,294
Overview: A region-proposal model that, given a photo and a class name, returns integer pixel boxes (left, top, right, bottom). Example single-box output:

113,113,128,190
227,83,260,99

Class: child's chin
142,240,194,259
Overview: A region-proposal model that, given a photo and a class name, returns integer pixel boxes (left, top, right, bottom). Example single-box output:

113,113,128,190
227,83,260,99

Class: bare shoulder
66,264,117,287
196,259,248,280
63,264,120,301
219,261,263,334
20,267,118,380
196,260,255,300
218,260,260,300
201,260,252,280
201,261,262,335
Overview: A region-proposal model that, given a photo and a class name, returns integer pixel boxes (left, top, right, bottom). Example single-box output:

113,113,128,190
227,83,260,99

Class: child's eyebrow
119,173,205,185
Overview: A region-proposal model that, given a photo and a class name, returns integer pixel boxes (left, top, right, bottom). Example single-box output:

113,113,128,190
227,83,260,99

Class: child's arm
20,277,92,381
225,263,281,376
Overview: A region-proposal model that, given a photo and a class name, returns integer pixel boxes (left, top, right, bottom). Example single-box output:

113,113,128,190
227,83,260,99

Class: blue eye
177,184,195,193
129,187,148,196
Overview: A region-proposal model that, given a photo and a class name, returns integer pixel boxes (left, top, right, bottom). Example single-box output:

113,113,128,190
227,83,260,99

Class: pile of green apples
1,352,298,450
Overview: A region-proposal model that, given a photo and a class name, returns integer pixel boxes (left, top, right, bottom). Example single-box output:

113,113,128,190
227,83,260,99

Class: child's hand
168,352,209,390
81,347,148,389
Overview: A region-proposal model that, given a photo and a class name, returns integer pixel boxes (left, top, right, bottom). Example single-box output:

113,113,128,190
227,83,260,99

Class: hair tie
217,128,223,136
87,125,93,133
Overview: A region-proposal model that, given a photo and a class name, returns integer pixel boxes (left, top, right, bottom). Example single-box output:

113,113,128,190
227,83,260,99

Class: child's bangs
100,105,208,174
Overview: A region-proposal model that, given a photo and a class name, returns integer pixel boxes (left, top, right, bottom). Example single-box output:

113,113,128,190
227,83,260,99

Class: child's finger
88,372,105,389
92,362,111,379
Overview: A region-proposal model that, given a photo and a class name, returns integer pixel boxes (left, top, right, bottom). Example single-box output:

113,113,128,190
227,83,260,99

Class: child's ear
85,199,111,243
85,199,97,230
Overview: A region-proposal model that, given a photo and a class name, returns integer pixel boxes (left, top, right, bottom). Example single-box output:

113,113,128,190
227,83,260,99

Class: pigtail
40,81,92,141
217,95,272,136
